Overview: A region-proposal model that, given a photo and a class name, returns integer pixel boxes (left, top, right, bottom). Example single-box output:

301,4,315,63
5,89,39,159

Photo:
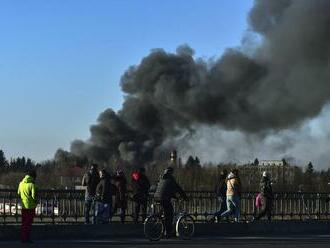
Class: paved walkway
1,236,330,248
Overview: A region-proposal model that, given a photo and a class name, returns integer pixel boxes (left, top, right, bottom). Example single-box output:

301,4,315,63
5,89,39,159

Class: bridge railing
1,189,329,224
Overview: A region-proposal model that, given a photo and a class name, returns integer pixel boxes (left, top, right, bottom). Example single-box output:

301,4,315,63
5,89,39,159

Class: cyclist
154,167,188,238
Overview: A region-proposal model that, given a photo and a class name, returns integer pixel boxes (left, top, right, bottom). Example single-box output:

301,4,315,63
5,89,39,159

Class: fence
1,189,330,224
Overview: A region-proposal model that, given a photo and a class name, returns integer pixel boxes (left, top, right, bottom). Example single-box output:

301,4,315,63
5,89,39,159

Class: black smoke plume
59,0,330,165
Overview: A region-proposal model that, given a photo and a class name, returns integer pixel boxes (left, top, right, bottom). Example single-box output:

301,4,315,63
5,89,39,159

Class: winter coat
154,173,187,202
131,171,150,201
260,177,273,199
113,175,127,208
226,172,241,197
96,176,112,204
18,175,37,209
215,176,227,197
82,169,100,197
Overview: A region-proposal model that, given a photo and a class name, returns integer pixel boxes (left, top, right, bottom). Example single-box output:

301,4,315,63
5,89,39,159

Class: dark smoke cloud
64,0,330,165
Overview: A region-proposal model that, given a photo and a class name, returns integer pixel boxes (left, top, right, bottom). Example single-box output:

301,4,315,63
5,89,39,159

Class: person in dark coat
213,169,228,221
254,171,273,221
131,167,150,224
112,169,127,223
154,167,188,238
82,164,100,224
95,169,112,224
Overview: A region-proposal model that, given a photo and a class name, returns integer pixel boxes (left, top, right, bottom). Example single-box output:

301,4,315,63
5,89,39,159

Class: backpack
255,193,262,208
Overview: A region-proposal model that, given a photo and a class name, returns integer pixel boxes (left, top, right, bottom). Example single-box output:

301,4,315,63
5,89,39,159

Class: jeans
84,195,96,224
220,195,240,221
214,195,227,217
95,201,111,224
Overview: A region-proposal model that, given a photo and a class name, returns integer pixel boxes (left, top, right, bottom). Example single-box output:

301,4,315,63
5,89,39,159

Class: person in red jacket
131,167,150,224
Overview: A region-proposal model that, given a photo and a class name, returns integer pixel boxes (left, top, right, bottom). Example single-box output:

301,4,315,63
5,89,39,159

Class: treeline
1,149,330,192
0,149,52,188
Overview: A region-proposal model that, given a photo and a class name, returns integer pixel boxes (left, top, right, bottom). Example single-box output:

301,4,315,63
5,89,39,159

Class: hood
22,175,34,184
132,171,141,181
161,173,173,180
227,172,235,179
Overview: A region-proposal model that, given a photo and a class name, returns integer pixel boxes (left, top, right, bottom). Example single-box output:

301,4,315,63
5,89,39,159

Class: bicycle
144,199,195,241
144,202,164,241
174,199,195,240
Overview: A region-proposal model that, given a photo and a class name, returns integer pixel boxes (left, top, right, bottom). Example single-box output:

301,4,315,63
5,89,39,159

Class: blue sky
0,0,254,162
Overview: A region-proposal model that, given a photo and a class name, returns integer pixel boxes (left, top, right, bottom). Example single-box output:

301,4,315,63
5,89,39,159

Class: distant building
239,159,295,187
259,160,284,166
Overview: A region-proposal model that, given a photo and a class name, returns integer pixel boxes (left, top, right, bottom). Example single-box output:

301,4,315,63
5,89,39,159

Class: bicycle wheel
176,214,195,240
144,215,164,241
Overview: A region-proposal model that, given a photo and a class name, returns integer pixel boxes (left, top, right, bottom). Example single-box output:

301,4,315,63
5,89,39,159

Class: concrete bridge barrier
1,221,330,241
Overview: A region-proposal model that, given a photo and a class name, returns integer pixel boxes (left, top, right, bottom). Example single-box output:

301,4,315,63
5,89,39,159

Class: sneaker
234,217,240,223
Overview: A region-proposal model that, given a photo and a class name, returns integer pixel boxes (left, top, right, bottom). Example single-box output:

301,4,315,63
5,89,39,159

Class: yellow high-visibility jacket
18,175,37,209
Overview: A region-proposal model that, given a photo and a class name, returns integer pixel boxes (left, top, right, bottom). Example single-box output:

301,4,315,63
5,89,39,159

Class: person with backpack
95,169,112,224
220,169,241,222
254,171,273,221
131,167,150,224
253,192,262,219
18,170,38,243
82,163,100,224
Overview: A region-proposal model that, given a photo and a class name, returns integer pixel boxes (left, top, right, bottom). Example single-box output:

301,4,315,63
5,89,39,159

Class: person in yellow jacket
18,170,37,243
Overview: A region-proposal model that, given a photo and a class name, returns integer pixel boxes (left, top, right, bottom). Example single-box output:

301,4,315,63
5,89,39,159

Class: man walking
220,169,241,222
18,170,37,243
213,169,228,222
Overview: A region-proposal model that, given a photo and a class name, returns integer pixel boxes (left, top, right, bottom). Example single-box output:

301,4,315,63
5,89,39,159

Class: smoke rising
181,103,330,169
63,0,330,167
